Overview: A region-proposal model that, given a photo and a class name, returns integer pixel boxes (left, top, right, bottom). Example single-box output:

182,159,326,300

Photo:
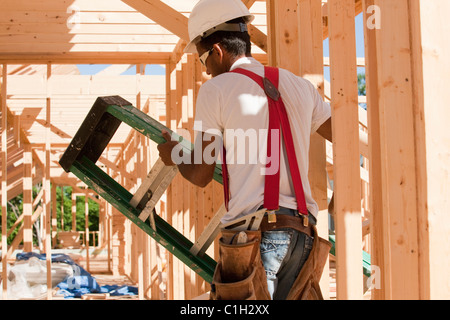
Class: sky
76,64,165,75
77,13,366,80
323,13,366,81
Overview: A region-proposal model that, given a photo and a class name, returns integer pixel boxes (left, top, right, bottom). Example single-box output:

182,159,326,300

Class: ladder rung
59,96,217,283
190,207,266,257
190,204,227,256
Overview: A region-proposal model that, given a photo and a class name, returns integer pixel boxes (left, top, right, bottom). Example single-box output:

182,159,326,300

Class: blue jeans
259,207,316,300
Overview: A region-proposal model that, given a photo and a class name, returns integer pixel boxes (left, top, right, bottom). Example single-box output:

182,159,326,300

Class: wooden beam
71,191,76,231
362,0,384,300
322,0,363,40
44,63,52,300
411,0,450,300
121,0,189,41
266,0,300,72
23,143,33,251
1,64,8,298
0,52,170,64
6,206,43,260
170,39,187,67
51,183,57,247
411,0,450,299
248,24,268,53
328,0,363,299
71,185,101,204
97,155,136,185
242,0,257,8
300,0,330,299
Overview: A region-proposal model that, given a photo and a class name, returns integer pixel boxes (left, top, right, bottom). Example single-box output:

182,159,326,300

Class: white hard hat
185,0,255,53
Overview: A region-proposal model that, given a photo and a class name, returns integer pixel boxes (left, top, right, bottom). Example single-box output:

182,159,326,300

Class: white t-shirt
194,57,331,224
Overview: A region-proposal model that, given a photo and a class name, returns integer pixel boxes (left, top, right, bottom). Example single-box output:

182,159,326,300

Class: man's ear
213,43,224,62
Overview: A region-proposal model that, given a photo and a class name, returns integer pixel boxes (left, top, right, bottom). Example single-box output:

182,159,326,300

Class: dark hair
198,17,252,57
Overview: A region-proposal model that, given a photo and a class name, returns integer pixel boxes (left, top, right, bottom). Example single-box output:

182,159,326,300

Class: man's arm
316,117,332,142
157,130,219,188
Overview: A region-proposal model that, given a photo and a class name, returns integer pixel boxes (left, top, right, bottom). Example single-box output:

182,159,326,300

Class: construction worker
158,0,332,300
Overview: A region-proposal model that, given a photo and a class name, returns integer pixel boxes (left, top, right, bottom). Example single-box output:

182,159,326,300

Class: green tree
0,183,99,246
358,72,367,109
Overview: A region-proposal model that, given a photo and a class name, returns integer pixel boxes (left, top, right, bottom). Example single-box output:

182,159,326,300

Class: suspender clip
267,210,277,224
302,215,309,227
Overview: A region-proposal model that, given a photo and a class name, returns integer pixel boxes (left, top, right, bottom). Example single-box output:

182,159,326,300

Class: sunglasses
199,48,214,66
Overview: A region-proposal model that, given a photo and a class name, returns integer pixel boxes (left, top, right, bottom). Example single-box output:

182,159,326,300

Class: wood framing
328,0,363,299
299,0,330,299
1,64,8,298
0,0,448,301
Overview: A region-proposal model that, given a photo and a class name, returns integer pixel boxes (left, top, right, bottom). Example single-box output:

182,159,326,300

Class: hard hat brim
184,14,255,54
184,38,200,54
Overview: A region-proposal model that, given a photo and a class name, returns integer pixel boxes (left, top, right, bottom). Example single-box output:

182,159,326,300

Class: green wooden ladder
59,95,372,285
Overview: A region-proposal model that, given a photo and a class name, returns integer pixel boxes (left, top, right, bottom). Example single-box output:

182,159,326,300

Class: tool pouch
210,229,271,300
286,225,332,300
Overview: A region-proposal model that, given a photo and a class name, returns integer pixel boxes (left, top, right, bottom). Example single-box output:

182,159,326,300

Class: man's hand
157,130,179,166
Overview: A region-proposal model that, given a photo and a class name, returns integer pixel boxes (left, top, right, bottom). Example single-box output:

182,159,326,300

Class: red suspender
222,66,308,216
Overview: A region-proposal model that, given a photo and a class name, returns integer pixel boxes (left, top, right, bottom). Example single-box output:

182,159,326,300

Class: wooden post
174,57,184,300
23,143,33,252
60,186,65,231
85,189,90,272
266,0,300,73
135,63,145,300
411,0,450,299
51,183,57,247
44,63,52,300
370,0,420,299
366,0,450,299
299,0,330,299
362,0,384,300
71,192,76,231
328,0,363,299
1,64,8,299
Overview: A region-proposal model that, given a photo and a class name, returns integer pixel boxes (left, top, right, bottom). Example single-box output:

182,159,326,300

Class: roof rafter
121,0,189,41
122,0,268,55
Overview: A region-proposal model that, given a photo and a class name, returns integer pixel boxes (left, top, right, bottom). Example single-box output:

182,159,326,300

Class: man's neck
227,54,252,71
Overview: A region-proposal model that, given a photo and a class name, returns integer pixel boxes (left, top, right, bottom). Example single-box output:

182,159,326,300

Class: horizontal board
0,34,180,45
0,23,173,35
0,43,177,53
7,75,166,94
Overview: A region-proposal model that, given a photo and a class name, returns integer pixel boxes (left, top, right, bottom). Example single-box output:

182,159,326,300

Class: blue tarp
16,252,138,299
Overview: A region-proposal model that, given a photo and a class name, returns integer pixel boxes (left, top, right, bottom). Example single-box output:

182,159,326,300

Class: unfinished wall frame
0,0,448,300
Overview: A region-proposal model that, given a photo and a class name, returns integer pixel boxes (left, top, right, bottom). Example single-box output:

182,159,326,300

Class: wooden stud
328,0,363,299
300,0,330,299
44,63,52,300
410,0,450,299
362,0,384,300
51,183,57,247
266,0,300,72
374,0,420,299
60,185,65,231
71,191,76,231
1,64,8,299
23,143,33,252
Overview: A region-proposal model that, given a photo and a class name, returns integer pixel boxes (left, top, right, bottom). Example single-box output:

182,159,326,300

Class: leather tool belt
259,214,313,237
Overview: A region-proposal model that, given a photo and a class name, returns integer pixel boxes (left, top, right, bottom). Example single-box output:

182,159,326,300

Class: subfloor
2,249,371,300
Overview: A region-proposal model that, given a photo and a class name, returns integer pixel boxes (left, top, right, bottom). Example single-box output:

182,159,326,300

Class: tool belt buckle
267,210,277,224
